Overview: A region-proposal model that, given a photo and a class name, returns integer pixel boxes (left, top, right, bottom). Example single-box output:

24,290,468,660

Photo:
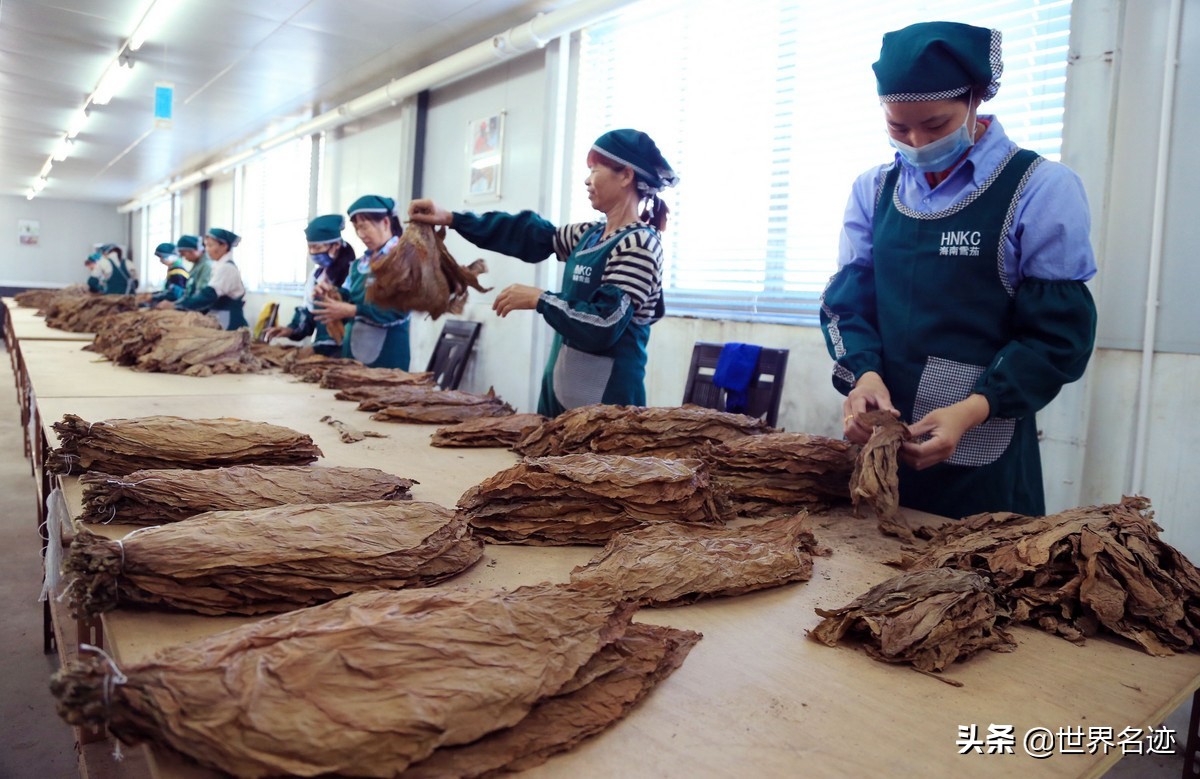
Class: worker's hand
312,298,357,324
314,277,337,298
492,284,544,317
153,300,175,311
263,326,294,341
408,199,453,226
842,371,899,444
901,394,991,470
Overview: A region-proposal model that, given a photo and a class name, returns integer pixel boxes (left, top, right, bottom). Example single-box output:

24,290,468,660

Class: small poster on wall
466,112,504,202
18,219,40,246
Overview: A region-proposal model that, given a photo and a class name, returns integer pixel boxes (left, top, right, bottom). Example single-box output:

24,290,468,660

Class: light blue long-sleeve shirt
837,115,1097,285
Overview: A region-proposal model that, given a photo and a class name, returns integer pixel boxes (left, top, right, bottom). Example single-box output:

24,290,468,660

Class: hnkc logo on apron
938,230,983,257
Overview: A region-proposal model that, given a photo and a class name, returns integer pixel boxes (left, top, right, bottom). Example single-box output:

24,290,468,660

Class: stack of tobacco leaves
62,501,482,617
283,349,361,382
849,410,911,523
317,364,436,390
13,285,88,311
568,513,822,606
78,464,414,525
45,294,140,332
48,414,322,476
903,497,1200,656
513,403,773,459
365,221,492,319
459,453,732,545
51,584,699,777
338,385,516,424
246,341,298,368
703,432,857,516
88,309,220,365
133,326,265,376
810,567,1016,673
430,413,547,448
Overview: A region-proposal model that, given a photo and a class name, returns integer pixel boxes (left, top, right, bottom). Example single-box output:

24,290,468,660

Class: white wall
0,195,127,287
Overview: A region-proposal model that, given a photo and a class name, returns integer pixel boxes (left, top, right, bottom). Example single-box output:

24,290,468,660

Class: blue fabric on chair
712,342,762,414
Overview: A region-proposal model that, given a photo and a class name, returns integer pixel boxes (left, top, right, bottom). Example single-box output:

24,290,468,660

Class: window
570,0,1073,324
142,194,175,289
235,137,314,292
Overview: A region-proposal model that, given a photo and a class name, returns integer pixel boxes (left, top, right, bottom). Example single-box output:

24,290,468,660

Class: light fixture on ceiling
32,178,47,193
39,159,53,178
92,58,135,106
66,108,89,139
26,189,37,201
52,137,75,162
129,0,178,52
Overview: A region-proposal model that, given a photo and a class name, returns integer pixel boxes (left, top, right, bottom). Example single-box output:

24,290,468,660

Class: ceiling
0,0,559,204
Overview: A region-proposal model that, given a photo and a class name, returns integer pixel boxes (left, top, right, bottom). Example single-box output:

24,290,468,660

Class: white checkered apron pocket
912,356,1015,467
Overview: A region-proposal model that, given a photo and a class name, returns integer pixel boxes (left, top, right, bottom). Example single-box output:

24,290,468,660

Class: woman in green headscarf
265,214,355,356
820,21,1098,518
312,196,411,369
409,129,677,417
147,242,189,304
87,244,137,295
170,228,248,330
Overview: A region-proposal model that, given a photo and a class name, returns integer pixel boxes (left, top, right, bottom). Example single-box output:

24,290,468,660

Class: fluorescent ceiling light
129,0,177,51
66,109,89,138
52,137,75,162
39,159,53,178
32,178,47,193
92,60,134,106
26,189,36,201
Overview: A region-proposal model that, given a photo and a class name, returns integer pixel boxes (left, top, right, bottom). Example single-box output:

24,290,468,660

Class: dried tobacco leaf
460,453,732,545
513,403,773,459
320,415,388,443
903,497,1200,656
48,414,322,475
337,385,515,424
45,294,141,332
88,310,221,366
403,623,700,778
703,433,856,516
317,364,436,390
79,464,413,525
284,348,362,382
14,286,88,311
430,413,547,448
810,567,1015,672
849,410,911,523
63,501,482,617
568,513,821,606
51,584,641,777
133,325,264,376
365,222,492,319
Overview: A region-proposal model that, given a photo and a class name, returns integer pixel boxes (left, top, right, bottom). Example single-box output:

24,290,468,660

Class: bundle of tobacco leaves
62,501,482,617
702,432,857,516
88,309,221,365
78,464,414,525
338,385,515,424
366,221,492,319
513,404,773,459
48,414,322,476
810,567,1015,673
13,285,88,312
45,294,140,332
430,413,547,448
903,497,1200,656
568,513,822,606
460,453,732,545
317,364,436,390
51,584,698,777
282,348,361,382
246,341,298,368
133,325,265,376
849,410,911,529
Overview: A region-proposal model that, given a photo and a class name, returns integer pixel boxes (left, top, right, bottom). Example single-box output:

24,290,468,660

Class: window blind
236,137,314,293
570,0,1073,325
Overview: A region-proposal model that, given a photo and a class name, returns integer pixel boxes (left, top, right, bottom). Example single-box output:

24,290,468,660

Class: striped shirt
553,221,664,325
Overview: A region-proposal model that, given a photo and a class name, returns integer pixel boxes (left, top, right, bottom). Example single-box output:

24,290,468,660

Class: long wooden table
11,301,1200,778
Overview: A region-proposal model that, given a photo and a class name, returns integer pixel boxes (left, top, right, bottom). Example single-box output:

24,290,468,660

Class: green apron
104,257,136,295
539,224,653,416
342,255,410,369
873,148,1045,518
179,256,212,302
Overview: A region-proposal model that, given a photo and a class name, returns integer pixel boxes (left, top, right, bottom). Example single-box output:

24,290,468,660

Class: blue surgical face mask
888,112,976,173
311,251,334,268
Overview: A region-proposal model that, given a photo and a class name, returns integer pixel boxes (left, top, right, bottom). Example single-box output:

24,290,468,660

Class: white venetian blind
570,0,1073,324
141,194,175,288
236,137,314,292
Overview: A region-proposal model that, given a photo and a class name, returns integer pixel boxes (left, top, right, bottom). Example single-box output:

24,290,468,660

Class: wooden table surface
22,320,1200,779
3,302,96,341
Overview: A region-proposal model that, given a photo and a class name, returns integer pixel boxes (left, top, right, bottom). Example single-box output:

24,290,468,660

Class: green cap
85,252,101,264
206,227,241,247
176,235,201,250
588,129,678,195
873,22,1002,103
154,242,176,257
305,214,345,243
347,195,396,218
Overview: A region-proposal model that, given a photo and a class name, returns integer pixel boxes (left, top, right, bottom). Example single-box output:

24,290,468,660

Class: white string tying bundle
79,643,127,762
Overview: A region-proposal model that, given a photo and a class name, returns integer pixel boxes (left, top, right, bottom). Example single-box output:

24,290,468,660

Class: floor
0,338,1192,778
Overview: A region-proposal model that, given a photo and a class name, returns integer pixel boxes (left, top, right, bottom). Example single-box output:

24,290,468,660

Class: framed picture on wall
18,219,40,246
465,112,504,202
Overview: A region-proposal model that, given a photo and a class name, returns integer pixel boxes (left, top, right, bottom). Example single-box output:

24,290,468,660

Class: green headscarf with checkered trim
873,22,1002,103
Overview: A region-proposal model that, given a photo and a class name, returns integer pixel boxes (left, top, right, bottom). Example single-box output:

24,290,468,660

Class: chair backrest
426,320,481,390
681,341,789,427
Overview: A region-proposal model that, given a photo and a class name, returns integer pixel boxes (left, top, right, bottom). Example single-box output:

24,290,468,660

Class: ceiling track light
67,108,89,138
52,137,75,162
32,178,47,193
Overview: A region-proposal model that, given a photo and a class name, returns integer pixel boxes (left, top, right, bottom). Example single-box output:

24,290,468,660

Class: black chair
426,320,481,390
681,341,789,427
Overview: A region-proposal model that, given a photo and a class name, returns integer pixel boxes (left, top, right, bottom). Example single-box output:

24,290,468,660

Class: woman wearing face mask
88,243,138,295
312,196,410,369
820,21,1098,519
264,214,354,355
409,128,677,416
171,227,248,330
